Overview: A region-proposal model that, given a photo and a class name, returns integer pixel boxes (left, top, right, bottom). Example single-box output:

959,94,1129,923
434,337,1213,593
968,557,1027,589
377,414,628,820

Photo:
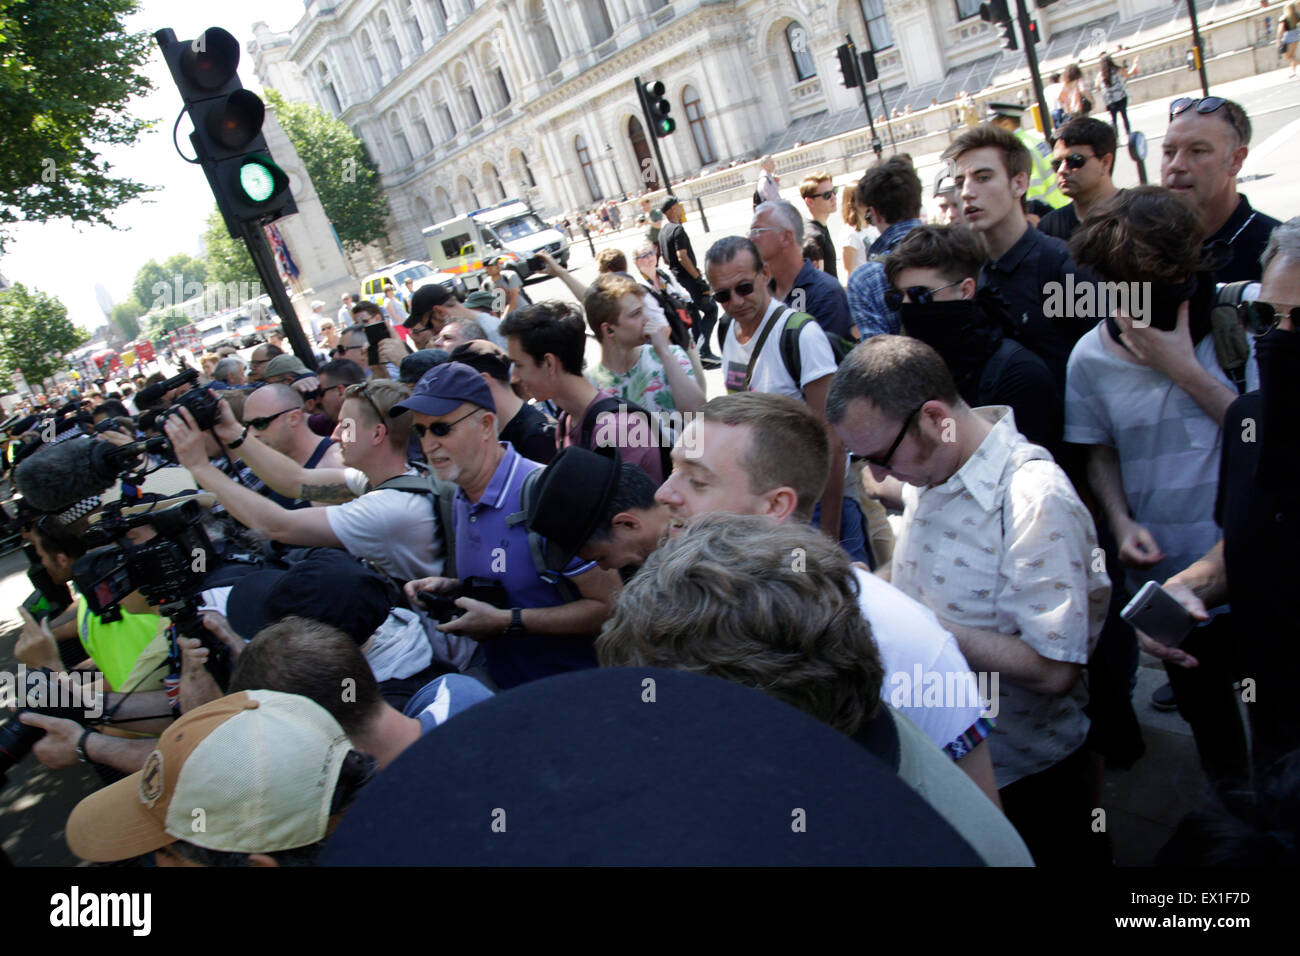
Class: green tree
0,283,90,384
0,0,155,250
145,309,191,339
265,89,390,252
132,252,208,311
110,300,141,341
202,207,261,290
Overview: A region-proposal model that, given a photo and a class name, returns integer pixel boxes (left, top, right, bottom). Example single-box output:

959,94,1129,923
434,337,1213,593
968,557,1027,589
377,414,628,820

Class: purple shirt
454,443,598,689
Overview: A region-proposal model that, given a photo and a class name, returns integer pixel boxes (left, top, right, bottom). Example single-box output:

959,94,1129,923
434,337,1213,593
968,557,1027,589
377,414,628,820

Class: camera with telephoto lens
418,577,509,625
72,497,231,686
0,668,94,784
159,383,221,432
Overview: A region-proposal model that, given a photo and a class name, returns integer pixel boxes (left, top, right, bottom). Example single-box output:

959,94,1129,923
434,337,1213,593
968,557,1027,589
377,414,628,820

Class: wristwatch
76,728,96,765
503,607,525,637
226,424,251,450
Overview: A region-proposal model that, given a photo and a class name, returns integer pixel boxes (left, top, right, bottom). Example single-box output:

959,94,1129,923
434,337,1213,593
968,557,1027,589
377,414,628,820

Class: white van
423,199,569,292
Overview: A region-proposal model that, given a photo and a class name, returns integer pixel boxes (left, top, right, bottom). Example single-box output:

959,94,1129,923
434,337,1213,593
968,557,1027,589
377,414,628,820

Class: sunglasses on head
410,407,481,440
711,280,756,303
1238,301,1300,337
884,280,962,311
1050,152,1091,172
1169,96,1226,120
248,407,297,431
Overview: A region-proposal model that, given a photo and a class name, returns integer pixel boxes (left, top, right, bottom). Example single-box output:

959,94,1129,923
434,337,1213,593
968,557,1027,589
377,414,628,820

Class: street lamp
604,143,628,201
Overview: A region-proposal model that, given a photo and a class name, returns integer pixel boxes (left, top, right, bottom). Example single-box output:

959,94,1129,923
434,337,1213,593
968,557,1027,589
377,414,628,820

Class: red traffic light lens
180,27,240,91
207,89,265,150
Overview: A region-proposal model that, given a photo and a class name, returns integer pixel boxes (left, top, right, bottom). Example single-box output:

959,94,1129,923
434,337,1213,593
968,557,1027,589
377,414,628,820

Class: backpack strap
775,308,851,390
1209,302,1250,395
580,393,673,480
976,339,1022,406
742,305,798,391
506,469,581,603
374,469,458,578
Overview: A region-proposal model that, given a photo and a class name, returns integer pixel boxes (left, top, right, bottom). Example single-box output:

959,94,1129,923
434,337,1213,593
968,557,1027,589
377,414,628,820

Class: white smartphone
1120,581,1197,647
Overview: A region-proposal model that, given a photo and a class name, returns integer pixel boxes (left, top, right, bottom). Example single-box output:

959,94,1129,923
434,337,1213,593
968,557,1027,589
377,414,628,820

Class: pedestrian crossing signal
642,80,676,137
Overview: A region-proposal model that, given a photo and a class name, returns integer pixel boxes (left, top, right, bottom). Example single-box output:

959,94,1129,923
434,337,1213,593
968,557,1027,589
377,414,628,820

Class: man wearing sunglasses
164,379,448,584
827,335,1111,866
798,172,839,280
1161,96,1279,284
1138,217,1300,777
397,363,623,690
1037,117,1119,242
240,384,342,509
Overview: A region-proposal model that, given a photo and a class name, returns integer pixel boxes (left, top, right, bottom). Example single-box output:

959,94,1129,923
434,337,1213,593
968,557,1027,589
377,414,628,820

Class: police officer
987,102,1069,220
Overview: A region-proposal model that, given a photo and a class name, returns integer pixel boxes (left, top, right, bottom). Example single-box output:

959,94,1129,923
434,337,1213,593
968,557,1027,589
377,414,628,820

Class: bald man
241,384,343,510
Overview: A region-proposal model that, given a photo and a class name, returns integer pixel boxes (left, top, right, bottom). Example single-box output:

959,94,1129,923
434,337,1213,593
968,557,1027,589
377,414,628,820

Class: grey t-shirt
324,468,445,582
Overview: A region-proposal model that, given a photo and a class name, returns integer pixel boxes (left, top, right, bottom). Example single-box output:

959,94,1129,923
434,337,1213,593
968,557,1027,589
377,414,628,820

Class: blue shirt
784,260,853,341
403,673,495,734
453,443,598,689
847,219,923,339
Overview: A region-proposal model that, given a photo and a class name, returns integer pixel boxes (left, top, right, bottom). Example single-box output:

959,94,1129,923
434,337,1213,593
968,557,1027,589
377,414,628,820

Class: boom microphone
13,436,169,514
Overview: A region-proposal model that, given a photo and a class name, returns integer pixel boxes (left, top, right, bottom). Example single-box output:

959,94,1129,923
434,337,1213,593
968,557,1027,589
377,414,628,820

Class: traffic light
155,27,297,238
979,0,1018,51
640,79,676,137
1025,19,1040,45
859,49,878,84
836,44,860,88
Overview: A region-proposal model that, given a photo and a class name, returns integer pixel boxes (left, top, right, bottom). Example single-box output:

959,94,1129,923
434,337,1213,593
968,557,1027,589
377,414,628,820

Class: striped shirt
1064,324,1258,595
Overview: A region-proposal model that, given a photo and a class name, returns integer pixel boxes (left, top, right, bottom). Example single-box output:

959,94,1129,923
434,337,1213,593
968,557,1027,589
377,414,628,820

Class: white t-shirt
722,298,837,398
474,310,507,350
854,567,985,753
324,468,444,582
841,226,879,271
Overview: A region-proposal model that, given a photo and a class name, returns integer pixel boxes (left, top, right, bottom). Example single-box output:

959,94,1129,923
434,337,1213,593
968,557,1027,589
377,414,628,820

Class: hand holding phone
1121,581,1197,647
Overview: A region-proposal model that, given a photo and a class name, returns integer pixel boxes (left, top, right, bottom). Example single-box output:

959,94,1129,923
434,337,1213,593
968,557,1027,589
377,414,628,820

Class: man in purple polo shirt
399,362,623,689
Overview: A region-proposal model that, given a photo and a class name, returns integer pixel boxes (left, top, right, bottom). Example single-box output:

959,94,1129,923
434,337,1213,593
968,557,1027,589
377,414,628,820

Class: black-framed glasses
711,280,756,303
411,407,481,440
344,383,385,424
1050,152,1092,172
1238,301,1300,337
862,403,926,469
248,408,297,431
884,280,963,311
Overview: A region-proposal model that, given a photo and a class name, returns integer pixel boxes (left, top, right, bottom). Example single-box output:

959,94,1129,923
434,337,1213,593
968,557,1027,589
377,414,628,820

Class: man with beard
1037,118,1121,242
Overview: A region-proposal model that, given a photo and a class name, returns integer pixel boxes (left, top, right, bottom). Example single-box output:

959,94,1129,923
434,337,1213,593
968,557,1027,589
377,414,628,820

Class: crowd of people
2,91,1297,868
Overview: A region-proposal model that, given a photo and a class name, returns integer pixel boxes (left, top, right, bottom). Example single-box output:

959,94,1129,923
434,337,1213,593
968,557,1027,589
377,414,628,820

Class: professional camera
158,382,221,432
73,497,231,686
1209,280,1265,394
0,668,94,784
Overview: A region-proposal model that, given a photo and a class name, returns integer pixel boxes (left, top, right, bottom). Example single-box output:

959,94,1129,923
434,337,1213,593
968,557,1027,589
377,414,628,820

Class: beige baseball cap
65,690,351,862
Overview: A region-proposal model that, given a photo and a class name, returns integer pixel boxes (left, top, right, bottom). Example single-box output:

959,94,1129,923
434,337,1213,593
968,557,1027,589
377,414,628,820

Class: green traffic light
239,158,277,202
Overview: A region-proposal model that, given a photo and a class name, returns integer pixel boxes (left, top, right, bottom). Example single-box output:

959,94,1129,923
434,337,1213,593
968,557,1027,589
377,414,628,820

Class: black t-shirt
977,342,1065,461
806,219,837,279
1216,389,1300,766
658,221,698,289
501,401,557,465
1206,195,1280,285
1036,203,1080,241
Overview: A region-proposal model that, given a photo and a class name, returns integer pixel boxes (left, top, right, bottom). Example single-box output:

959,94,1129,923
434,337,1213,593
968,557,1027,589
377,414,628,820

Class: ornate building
250,0,1175,261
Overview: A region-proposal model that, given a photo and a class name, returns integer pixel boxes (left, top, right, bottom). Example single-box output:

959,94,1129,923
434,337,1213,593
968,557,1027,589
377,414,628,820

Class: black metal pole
1185,0,1211,97
694,196,710,233
1015,0,1054,141
876,82,898,152
238,220,316,371
846,36,882,158
635,76,674,197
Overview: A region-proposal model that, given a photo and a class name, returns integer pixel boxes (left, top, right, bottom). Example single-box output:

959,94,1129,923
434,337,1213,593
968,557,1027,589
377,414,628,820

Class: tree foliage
265,89,390,253
131,253,208,311
0,283,90,384
110,301,141,341
202,207,261,290
0,0,156,250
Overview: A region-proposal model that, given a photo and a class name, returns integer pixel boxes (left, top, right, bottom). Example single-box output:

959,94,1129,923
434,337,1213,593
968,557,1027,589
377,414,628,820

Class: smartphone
364,322,391,366
1120,581,1197,646
418,590,461,625
525,255,544,272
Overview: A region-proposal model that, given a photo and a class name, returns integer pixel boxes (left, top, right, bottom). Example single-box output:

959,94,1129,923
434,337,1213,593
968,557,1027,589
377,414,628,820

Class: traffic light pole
1015,0,1054,140
1185,0,1211,97
238,220,317,371
845,37,882,158
635,76,675,198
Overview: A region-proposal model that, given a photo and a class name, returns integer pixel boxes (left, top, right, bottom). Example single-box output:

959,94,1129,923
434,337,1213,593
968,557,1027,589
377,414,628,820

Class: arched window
378,12,402,68
515,150,536,187
434,186,455,220
683,85,717,167
429,80,456,141
526,0,562,74
407,99,433,153
388,112,413,166
460,83,482,126
427,0,448,35
581,0,614,45
403,0,425,50
484,163,505,201
859,0,895,51
414,196,432,225
316,62,342,115
490,66,511,109
786,22,816,81
359,30,383,89
576,134,601,201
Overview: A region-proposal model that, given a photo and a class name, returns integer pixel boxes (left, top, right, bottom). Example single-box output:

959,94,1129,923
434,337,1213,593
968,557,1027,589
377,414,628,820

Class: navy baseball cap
406,284,454,325
390,361,495,418
320,667,983,866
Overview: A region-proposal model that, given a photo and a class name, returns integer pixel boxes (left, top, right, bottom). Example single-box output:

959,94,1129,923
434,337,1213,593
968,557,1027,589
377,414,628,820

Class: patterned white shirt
890,406,1111,788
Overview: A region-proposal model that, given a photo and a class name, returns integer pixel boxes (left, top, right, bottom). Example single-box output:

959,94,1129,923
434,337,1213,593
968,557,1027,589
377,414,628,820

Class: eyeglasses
634,251,656,260
884,280,963,311
1169,96,1226,120
748,226,783,238
344,383,385,424
816,188,838,200
1237,301,1300,337
411,407,481,440
1050,152,1092,172
711,280,757,303
341,344,365,353
862,403,925,469
247,408,297,431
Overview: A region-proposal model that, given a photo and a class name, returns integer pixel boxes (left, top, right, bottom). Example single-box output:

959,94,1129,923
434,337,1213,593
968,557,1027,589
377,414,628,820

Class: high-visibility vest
1016,128,1070,210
